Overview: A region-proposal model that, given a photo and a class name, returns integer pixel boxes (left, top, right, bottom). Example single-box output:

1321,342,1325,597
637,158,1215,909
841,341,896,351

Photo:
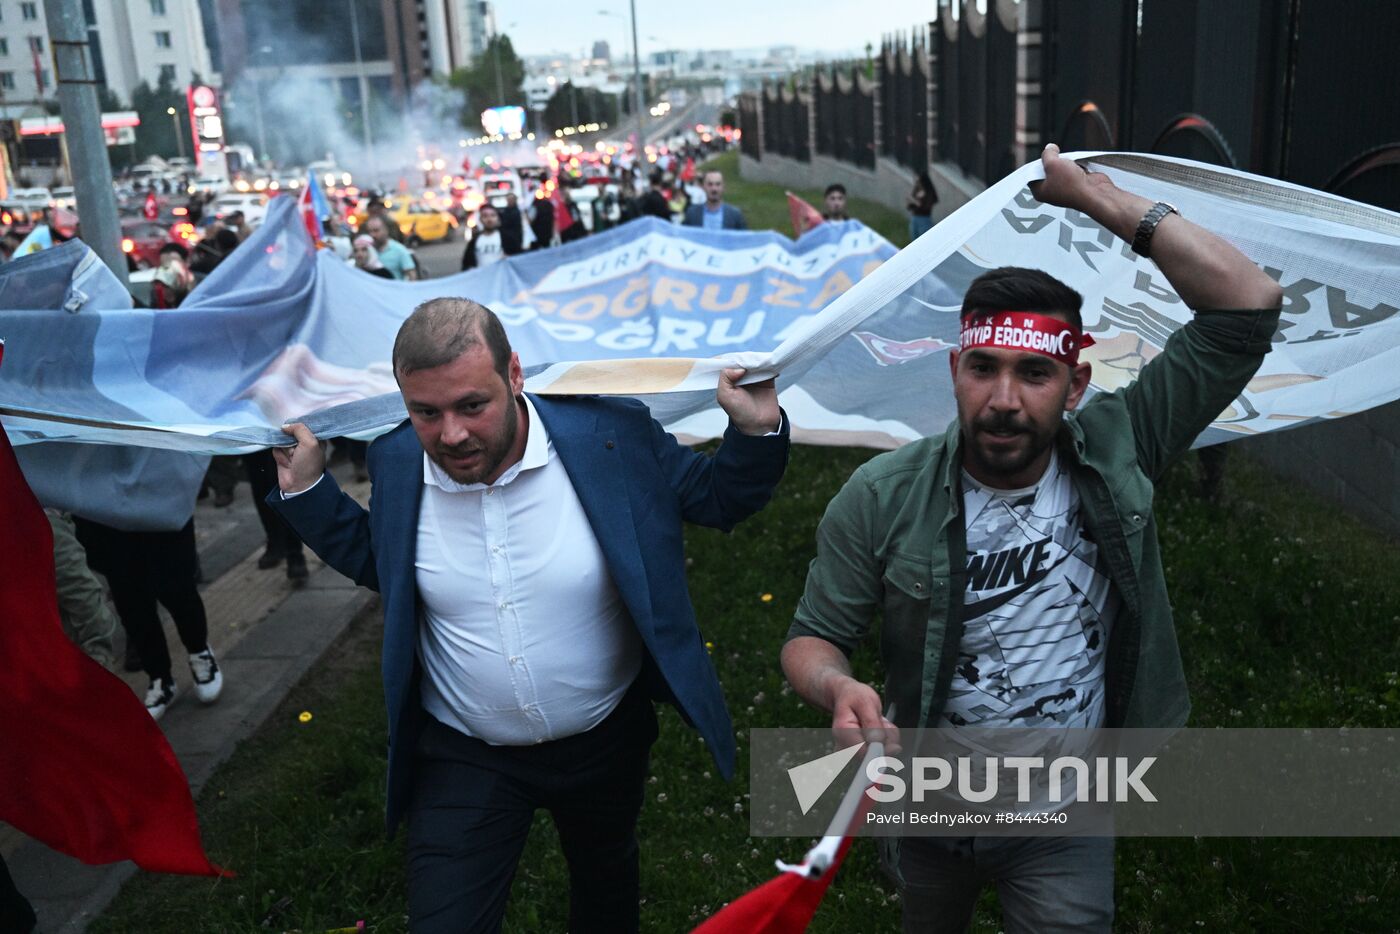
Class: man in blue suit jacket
683,169,748,230
271,298,787,933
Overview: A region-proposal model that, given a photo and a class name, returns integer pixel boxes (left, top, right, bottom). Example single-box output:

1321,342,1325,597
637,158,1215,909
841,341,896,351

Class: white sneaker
188,647,223,704
145,677,177,720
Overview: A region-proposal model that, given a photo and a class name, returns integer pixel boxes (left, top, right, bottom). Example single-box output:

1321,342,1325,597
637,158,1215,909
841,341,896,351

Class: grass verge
93,153,1398,932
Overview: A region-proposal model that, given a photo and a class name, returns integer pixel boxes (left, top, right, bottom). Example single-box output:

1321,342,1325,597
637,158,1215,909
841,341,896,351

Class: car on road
391,200,458,245
121,218,175,269
211,192,269,226
479,172,522,209
188,176,226,196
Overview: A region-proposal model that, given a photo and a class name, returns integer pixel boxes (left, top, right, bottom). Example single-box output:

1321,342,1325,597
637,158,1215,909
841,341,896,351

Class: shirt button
509,655,520,664
492,545,501,553
499,601,510,610
487,489,494,496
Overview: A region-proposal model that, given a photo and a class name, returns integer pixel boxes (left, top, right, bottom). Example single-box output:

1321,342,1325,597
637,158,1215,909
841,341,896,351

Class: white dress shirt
414,396,641,745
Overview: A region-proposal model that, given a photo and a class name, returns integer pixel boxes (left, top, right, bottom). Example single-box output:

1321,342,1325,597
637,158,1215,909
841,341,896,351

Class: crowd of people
13,129,1268,934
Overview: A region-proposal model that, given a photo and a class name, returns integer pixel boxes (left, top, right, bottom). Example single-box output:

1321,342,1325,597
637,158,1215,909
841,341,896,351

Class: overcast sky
506,0,940,59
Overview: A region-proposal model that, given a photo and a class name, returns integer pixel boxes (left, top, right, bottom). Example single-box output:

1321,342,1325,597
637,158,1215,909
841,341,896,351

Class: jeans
899,835,1115,933
909,214,934,242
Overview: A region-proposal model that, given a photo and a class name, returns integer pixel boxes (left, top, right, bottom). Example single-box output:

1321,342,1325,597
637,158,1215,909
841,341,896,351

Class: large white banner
2,152,1398,460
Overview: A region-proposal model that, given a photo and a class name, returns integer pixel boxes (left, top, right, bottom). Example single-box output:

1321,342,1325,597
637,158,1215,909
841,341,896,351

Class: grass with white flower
91,158,1399,932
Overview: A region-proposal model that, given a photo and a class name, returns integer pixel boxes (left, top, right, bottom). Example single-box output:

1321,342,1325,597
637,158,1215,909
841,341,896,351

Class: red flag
681,157,696,183
143,191,160,221
786,191,824,238
694,742,882,933
691,835,860,934
0,344,224,876
298,181,321,244
553,187,575,234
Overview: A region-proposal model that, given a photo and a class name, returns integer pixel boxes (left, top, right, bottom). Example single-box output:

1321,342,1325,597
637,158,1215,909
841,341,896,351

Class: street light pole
167,106,185,159
42,0,127,286
629,0,645,143
346,0,377,185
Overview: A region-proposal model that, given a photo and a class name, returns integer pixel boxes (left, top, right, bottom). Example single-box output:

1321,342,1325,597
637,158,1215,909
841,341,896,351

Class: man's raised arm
1030,143,1283,312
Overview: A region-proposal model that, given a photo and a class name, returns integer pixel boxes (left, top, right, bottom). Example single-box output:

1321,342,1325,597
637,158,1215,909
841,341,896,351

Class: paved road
415,235,465,279
6,465,378,933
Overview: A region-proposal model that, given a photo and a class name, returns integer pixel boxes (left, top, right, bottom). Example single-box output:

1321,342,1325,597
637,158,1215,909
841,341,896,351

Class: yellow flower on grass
298,711,313,723
705,641,714,653
760,593,774,603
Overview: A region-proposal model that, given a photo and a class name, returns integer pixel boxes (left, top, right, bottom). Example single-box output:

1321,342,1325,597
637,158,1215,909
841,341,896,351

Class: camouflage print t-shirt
943,450,1119,728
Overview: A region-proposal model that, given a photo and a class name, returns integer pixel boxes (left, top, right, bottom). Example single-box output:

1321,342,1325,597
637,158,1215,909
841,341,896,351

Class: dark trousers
899,835,1115,933
202,454,240,496
244,450,303,558
72,516,208,683
405,683,658,934
0,854,35,933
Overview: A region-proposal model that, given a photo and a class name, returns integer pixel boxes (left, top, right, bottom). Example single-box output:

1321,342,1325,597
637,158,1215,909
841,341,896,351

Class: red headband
958,311,1095,366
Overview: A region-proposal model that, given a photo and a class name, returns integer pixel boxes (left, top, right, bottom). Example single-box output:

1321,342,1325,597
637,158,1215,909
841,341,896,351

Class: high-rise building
0,0,216,116
592,40,610,63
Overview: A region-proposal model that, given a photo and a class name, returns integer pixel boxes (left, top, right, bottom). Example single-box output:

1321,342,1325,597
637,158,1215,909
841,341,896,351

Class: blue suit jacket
271,394,788,831
683,203,748,230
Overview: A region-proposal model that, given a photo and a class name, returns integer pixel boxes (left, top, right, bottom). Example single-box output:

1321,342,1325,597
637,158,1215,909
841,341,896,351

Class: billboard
481,105,527,137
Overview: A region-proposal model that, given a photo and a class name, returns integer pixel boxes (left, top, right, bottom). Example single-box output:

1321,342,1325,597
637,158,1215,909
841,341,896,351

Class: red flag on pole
0,343,225,877
553,186,575,235
143,191,160,221
786,191,824,238
692,742,882,934
298,179,321,245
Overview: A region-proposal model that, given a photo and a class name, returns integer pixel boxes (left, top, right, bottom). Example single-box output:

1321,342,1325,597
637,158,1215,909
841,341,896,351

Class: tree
446,34,526,130
542,82,620,134
130,71,198,162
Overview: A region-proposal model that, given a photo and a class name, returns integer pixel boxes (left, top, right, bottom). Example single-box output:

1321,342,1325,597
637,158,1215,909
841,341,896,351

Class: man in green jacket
782,144,1283,933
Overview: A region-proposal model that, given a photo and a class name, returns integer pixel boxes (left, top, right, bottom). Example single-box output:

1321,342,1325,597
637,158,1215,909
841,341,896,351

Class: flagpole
778,739,885,880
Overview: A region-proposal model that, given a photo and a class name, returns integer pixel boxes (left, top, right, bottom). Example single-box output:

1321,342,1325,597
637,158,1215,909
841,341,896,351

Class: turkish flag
0,344,224,877
142,191,159,221
690,834,860,934
786,191,824,238
553,187,575,233
693,742,881,933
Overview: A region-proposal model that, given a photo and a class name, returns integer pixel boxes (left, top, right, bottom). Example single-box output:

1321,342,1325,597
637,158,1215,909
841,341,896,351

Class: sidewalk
4,463,377,933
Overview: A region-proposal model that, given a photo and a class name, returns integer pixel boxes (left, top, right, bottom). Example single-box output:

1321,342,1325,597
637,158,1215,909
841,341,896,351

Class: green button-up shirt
788,308,1281,732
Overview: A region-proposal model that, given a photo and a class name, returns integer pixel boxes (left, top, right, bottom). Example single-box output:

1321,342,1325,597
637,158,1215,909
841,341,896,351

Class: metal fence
815,66,877,169
738,0,1400,210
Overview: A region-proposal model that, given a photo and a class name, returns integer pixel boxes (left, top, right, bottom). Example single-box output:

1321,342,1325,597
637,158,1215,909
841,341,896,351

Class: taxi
390,200,459,244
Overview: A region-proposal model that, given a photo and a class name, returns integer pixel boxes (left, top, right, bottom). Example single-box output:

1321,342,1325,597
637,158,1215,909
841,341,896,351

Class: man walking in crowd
822,183,850,221
460,204,522,271
365,216,419,281
271,298,789,933
638,169,673,220
497,193,533,251
782,144,1283,932
683,170,747,230
364,198,406,242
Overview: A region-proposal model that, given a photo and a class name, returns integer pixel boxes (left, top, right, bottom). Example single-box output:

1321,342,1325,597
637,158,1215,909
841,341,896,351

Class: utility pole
346,0,377,185
629,0,646,144
43,0,127,287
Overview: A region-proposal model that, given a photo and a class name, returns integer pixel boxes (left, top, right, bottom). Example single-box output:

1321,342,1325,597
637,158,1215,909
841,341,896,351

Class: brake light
121,238,134,253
